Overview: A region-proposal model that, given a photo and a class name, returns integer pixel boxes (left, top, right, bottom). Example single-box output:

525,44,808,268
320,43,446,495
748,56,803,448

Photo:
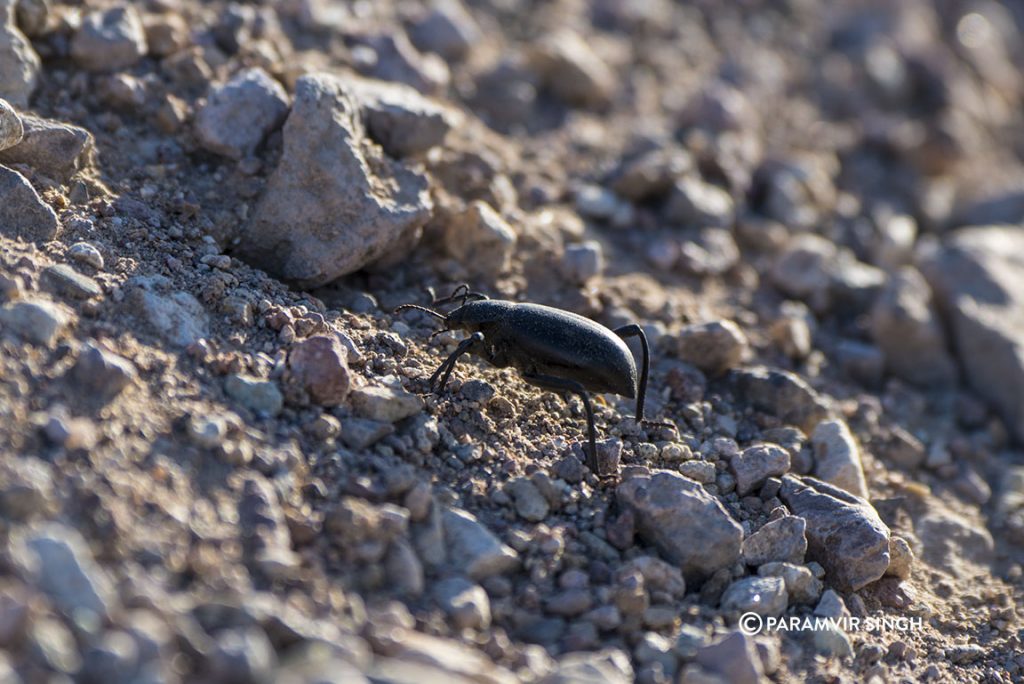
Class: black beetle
395,285,670,474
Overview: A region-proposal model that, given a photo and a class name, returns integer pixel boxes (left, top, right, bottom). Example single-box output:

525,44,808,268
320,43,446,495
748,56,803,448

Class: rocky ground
1,0,1024,682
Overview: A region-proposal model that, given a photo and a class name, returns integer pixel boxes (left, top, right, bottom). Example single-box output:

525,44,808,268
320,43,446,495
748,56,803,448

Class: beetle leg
429,332,485,392
613,324,651,422
521,372,600,474
614,324,676,432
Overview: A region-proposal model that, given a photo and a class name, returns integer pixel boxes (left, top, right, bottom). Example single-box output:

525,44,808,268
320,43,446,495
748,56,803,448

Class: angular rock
870,267,956,387
70,341,137,401
922,226,1024,440
126,276,209,347
340,417,393,450
720,576,787,617
350,76,460,157
370,629,516,684
730,366,831,433
195,68,289,159
70,5,147,72
813,589,849,619
730,443,790,496
530,30,615,108
443,200,517,278
886,536,914,579
286,335,351,406
770,234,836,305
68,242,104,270
666,177,735,228
0,164,57,240
408,0,480,61
442,508,519,580
41,263,102,300
834,339,885,387
694,632,763,684
0,457,54,521
363,31,450,95
0,96,20,150
611,147,691,202
385,539,425,598
0,297,69,345
238,73,432,288
0,114,95,182
617,470,743,583
208,627,276,683
779,476,890,592
350,384,423,422
618,556,686,597
742,515,806,565
434,577,490,630
12,523,115,620
758,562,822,605
561,240,604,285
506,477,549,523
544,649,633,684
676,320,748,376
0,0,40,107
810,419,869,500
225,374,283,417
238,476,298,578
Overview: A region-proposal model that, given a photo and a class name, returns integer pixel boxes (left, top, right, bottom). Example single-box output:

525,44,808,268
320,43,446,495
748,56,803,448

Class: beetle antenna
394,304,447,322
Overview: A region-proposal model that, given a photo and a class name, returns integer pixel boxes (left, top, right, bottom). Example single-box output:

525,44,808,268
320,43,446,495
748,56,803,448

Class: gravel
0,1,1020,681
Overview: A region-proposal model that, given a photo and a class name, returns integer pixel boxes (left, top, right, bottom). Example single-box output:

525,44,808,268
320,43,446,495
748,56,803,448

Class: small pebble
68,242,104,269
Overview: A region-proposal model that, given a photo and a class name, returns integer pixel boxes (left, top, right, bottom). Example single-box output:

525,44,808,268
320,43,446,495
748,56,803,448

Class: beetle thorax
446,300,516,332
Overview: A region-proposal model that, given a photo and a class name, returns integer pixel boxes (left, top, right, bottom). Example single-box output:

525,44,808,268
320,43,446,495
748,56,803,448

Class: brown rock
287,335,351,406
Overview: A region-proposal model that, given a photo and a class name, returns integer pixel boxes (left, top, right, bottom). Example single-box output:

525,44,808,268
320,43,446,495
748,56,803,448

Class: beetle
395,284,670,474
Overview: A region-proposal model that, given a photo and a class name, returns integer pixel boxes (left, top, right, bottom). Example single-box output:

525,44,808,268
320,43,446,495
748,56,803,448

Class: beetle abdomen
495,303,638,398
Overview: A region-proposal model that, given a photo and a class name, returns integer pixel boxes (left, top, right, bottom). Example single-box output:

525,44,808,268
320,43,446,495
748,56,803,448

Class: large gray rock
238,73,432,288
0,114,95,182
0,0,40,107
922,226,1024,440
870,266,956,387
0,164,57,240
779,476,890,592
617,470,743,583
195,68,289,159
